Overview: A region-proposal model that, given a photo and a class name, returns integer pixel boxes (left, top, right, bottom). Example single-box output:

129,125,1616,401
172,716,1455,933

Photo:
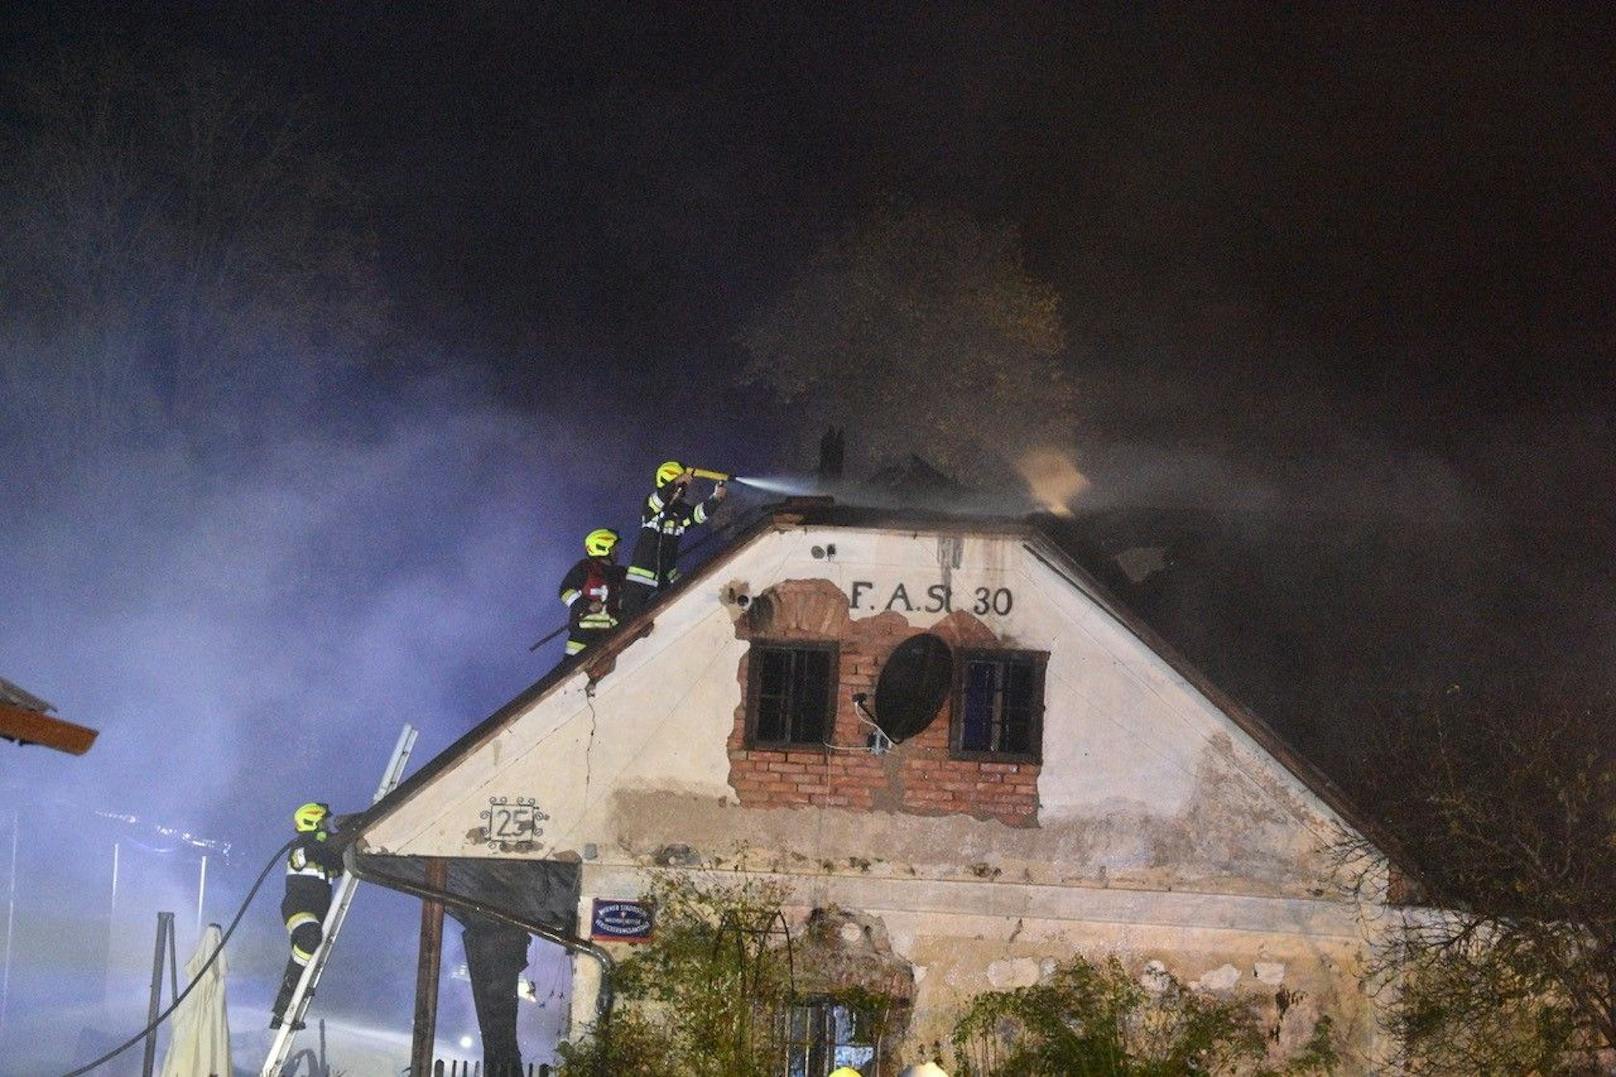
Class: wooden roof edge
0,702,98,756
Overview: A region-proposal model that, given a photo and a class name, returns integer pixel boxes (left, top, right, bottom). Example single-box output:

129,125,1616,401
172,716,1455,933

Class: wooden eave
0,702,98,755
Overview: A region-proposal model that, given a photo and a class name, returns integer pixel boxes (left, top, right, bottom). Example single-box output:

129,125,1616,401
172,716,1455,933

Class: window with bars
747,643,836,749
783,999,878,1077
952,650,1045,761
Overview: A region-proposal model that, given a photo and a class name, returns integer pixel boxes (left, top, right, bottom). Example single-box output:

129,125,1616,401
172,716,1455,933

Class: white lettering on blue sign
591,899,655,942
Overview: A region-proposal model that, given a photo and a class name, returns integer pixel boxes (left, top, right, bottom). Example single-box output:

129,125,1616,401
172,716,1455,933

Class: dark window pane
752,646,833,748
756,649,791,742
791,649,830,744
1001,658,1037,753
759,648,788,694
790,1004,811,1040
789,651,810,740
962,660,997,751
959,654,1042,758
1007,660,1035,701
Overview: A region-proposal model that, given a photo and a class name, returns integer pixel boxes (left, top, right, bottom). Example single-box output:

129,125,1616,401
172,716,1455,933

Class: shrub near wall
556,871,904,1077
949,955,1339,1077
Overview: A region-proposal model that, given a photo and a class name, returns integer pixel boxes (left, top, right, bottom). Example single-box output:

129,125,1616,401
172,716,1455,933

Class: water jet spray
725,474,826,497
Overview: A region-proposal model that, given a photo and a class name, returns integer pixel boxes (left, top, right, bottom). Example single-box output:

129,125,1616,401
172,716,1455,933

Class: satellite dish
870,634,954,743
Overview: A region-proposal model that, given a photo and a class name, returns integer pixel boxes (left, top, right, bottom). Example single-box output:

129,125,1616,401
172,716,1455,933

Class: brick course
727,579,1040,827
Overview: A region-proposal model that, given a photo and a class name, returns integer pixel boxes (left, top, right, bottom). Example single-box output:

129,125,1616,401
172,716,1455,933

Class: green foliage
1378,933,1591,1076
737,201,1075,480
553,1008,678,1076
950,954,1333,1077
1279,1015,1339,1076
556,871,795,1077
559,873,1344,1076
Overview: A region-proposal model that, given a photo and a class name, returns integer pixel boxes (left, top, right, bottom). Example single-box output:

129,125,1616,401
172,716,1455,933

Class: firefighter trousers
273,882,332,1022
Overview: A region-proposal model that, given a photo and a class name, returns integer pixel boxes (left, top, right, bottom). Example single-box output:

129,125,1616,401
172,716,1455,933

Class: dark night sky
11,2,1609,425
0,2,1612,1065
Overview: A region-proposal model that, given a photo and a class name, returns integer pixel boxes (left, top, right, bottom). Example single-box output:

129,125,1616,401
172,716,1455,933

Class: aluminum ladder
260,723,418,1077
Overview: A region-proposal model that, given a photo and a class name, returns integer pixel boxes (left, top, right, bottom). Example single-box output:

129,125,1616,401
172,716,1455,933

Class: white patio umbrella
160,923,232,1077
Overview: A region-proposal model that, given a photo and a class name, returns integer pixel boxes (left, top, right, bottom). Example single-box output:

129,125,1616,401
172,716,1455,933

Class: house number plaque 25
479,796,548,852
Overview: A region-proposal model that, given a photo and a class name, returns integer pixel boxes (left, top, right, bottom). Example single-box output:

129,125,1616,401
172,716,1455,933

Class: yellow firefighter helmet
293,802,331,833
655,460,686,485
584,528,620,557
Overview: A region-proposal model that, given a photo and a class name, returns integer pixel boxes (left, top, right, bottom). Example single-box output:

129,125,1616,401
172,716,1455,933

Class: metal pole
195,854,207,935
141,912,173,1077
102,840,120,1005
319,1017,328,1077
0,808,16,1034
410,858,448,1077
167,918,179,1008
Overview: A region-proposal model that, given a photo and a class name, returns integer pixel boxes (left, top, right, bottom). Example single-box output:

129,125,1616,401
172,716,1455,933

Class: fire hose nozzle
690,468,732,481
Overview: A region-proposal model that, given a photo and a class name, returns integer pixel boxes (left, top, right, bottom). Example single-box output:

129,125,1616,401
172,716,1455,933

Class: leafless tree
0,41,384,468
1337,686,1616,1074
736,202,1076,481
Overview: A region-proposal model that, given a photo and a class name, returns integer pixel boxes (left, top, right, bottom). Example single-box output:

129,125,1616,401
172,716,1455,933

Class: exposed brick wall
726,579,1041,827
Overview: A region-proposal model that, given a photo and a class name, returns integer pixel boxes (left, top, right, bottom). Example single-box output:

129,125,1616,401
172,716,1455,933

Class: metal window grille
958,654,1042,758
751,645,834,747
782,1000,878,1077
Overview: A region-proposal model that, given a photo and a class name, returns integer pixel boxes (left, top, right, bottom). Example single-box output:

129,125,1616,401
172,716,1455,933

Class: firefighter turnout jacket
626,478,719,592
282,832,342,962
559,554,626,655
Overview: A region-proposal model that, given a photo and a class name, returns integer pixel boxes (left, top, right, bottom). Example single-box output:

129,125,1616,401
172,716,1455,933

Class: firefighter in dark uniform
270,801,343,1029
558,528,626,656
621,460,726,615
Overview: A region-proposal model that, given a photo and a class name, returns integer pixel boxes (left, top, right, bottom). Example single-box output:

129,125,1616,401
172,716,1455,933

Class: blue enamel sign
591,899,654,943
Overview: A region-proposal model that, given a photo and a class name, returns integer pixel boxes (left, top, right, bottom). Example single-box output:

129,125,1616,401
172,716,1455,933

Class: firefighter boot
269,958,308,1031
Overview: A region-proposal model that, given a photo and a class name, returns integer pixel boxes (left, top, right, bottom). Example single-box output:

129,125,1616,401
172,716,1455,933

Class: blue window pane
962,661,997,751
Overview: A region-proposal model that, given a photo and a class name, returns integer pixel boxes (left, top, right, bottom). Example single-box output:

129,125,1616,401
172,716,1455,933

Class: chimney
817,426,845,481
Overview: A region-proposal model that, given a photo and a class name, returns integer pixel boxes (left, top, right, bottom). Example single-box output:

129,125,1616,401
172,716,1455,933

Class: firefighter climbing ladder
261,723,418,1077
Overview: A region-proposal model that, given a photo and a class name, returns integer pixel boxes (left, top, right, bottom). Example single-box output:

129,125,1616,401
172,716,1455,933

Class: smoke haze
0,7,1611,1071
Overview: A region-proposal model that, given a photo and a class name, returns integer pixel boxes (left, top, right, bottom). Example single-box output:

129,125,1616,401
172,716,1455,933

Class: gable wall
358,522,1392,1068
361,523,1364,901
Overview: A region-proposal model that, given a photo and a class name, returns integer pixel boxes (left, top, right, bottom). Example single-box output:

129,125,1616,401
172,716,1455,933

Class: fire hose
59,838,299,1076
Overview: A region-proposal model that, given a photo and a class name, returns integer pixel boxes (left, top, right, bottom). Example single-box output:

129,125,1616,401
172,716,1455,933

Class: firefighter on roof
621,460,726,614
270,801,344,1029
559,527,626,656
